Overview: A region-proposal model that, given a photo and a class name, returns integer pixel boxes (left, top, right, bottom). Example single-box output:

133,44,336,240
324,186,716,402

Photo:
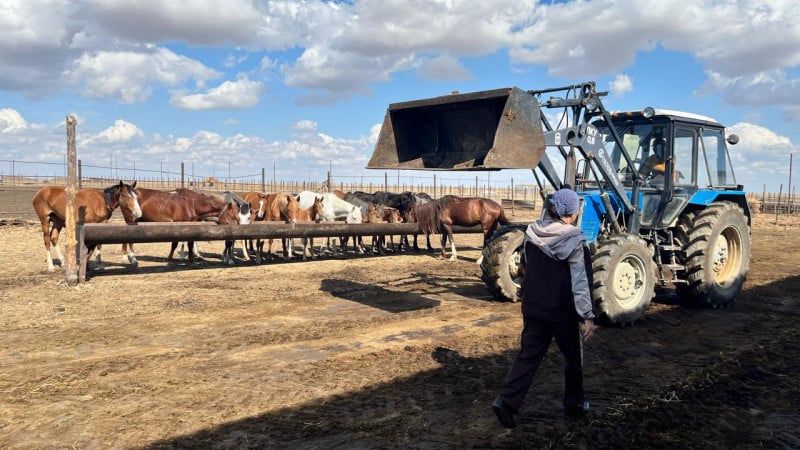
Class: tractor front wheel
480,225,526,302
592,234,656,326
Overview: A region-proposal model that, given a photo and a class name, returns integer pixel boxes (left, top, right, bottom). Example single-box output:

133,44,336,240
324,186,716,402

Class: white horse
296,191,362,255
297,191,362,222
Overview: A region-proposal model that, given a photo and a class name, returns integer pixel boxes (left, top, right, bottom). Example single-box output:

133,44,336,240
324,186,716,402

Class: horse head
219,200,248,225
345,205,362,224
112,180,142,221
283,194,300,224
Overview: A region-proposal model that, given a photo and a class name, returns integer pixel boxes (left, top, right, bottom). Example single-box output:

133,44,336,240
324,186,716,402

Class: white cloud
94,120,144,143
292,120,317,131
3,0,800,109
79,0,262,46
224,53,249,68
726,122,797,190
64,47,221,103
696,69,800,120
0,108,28,132
170,77,265,110
416,55,473,81
224,118,240,126
610,74,633,97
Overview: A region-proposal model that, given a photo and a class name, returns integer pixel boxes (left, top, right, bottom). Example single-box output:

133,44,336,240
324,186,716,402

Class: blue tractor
368,81,750,326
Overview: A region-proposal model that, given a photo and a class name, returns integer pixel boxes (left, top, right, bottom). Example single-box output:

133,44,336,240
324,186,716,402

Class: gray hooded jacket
524,219,594,320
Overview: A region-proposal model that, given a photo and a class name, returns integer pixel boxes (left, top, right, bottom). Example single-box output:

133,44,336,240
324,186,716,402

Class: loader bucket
368,87,546,170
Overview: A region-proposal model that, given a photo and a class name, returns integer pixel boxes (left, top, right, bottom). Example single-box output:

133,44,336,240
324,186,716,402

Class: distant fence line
2,158,796,216
0,157,543,205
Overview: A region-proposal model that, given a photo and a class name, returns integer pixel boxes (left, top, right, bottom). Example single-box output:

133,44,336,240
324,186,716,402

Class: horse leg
40,218,56,272
50,222,65,270
446,228,457,261
188,241,197,264
125,242,139,268
168,241,179,265
223,240,234,265
282,238,291,260
93,244,105,270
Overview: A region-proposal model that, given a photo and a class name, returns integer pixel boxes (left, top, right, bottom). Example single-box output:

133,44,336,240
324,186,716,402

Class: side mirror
726,134,740,145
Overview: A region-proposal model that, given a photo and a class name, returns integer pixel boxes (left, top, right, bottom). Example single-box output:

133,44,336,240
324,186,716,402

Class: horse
220,191,252,265
119,187,247,266
351,190,421,252
242,191,269,259
411,195,509,261
32,181,142,272
365,204,403,255
258,192,300,261
294,195,324,260
405,192,435,253
297,191,362,255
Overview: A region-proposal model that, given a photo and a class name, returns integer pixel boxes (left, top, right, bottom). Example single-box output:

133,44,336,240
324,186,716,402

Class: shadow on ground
141,276,800,449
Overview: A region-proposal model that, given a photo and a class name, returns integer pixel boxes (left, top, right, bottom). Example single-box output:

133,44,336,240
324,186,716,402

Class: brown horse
294,195,324,260
120,187,246,266
32,181,142,271
241,191,269,260
258,192,300,261
411,195,508,261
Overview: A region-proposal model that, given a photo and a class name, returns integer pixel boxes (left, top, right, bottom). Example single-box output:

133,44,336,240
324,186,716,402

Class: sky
0,0,798,193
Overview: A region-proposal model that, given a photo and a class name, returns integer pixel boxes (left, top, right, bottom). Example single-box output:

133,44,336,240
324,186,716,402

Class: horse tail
497,204,510,225
413,201,440,234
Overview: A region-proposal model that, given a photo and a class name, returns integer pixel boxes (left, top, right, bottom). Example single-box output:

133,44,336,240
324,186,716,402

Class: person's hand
581,319,596,343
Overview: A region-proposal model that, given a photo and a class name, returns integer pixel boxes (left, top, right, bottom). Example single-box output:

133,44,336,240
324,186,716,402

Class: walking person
492,188,597,429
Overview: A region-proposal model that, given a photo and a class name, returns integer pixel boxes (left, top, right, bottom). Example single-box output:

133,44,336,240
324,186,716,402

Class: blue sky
1,0,798,193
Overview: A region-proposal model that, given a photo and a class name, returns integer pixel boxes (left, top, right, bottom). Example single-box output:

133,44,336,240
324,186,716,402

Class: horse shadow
319,278,439,313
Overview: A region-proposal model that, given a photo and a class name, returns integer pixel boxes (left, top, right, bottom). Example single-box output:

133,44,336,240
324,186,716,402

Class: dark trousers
499,314,584,414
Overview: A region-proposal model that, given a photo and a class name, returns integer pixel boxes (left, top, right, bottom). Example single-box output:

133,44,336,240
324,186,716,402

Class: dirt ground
1,187,800,449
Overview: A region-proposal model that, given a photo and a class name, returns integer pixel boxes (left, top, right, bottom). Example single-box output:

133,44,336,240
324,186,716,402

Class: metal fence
0,159,545,221
3,158,796,220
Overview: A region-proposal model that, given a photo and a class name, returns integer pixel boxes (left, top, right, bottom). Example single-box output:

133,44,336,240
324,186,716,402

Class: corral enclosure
2,186,800,448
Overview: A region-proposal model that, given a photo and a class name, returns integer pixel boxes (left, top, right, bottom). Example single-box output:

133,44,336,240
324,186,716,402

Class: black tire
676,201,750,308
480,225,527,302
592,234,656,326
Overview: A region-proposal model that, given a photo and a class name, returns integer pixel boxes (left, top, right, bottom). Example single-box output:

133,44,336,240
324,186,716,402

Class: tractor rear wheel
676,201,750,308
592,234,656,326
480,225,526,302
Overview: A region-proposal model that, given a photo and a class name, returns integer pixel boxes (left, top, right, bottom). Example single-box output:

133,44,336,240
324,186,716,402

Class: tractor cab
590,109,741,229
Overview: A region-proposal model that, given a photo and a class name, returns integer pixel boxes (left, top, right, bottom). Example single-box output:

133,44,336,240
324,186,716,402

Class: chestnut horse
411,195,509,261
120,187,247,266
295,195,324,260
32,181,143,271
242,191,269,260
262,192,300,260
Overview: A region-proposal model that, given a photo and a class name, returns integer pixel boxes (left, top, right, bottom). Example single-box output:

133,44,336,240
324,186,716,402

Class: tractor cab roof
608,109,723,128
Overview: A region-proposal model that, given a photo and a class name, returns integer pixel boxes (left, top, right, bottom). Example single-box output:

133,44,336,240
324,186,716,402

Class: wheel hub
613,257,645,308
712,235,729,276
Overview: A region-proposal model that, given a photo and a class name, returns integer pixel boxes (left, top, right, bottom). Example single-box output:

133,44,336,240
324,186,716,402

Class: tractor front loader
368,81,750,326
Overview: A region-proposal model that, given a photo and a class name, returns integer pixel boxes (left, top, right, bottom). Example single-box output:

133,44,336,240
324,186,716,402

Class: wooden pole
64,115,79,285
789,153,794,214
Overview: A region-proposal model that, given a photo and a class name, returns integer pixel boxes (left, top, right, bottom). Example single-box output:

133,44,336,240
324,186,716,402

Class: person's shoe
564,401,590,419
492,397,517,429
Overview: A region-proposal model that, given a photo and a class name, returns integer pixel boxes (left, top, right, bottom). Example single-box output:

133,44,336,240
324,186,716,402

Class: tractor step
659,245,682,251
661,263,685,271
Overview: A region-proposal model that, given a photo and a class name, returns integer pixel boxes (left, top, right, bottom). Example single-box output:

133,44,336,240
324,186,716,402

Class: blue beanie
551,188,580,217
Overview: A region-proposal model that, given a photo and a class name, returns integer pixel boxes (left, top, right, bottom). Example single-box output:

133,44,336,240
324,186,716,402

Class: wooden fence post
64,115,79,285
